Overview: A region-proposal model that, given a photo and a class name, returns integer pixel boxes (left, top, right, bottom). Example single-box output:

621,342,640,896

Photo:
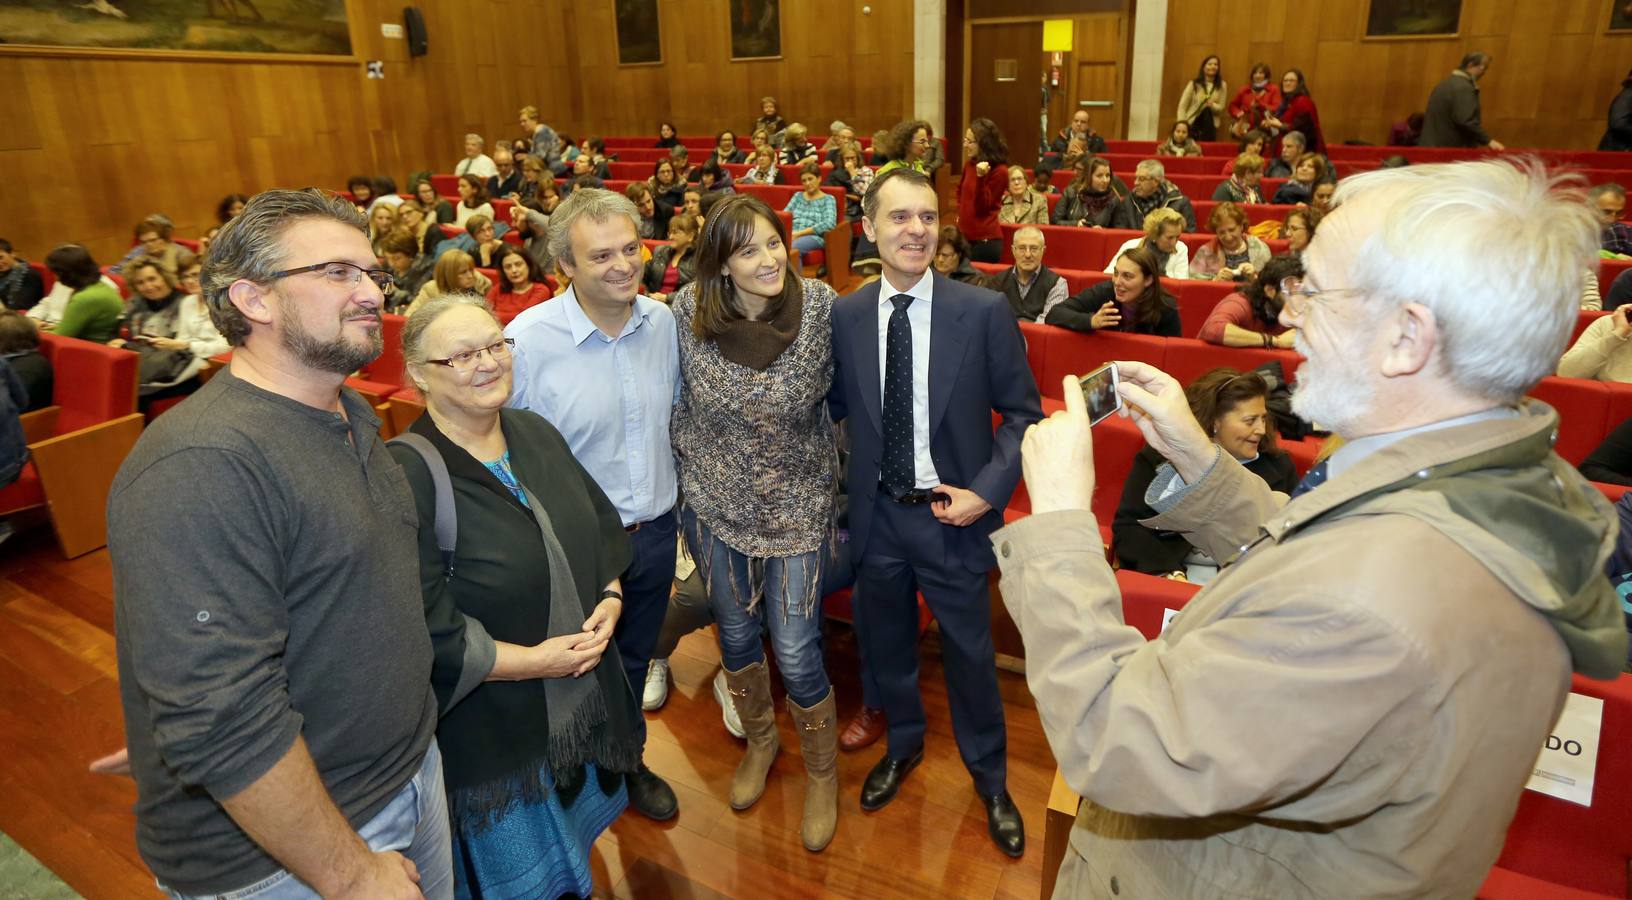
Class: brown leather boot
788,688,839,852
724,661,780,810
839,705,886,751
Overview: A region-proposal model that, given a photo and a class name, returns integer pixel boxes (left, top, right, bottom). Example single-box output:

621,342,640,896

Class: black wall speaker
404,7,428,58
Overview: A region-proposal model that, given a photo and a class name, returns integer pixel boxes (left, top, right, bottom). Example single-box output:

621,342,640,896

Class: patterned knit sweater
670,279,837,559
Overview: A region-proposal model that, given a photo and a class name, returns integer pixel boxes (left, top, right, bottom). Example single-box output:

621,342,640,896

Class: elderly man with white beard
993,159,1628,899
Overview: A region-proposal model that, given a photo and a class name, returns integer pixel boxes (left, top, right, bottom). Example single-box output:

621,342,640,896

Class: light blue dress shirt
875,269,939,489
505,285,679,526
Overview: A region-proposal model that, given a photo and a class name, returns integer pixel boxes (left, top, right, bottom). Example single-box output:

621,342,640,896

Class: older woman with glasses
389,294,642,899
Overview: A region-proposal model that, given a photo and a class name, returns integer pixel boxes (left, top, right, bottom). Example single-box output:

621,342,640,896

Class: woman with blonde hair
368,203,399,257
409,248,492,315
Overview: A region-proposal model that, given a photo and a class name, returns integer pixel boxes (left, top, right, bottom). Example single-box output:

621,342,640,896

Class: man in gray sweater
107,190,450,899
1421,52,1506,150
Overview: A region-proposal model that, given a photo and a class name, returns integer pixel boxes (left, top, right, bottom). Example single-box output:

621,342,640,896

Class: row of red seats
992,224,1291,271
1104,139,1632,170
1110,568,1632,898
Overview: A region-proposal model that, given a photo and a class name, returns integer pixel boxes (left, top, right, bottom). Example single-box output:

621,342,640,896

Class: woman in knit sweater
1559,304,1632,382
670,193,841,855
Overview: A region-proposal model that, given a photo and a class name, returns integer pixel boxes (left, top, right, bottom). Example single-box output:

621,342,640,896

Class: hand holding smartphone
1079,362,1122,426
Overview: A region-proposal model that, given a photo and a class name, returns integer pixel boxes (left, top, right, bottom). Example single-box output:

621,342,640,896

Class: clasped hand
531,597,619,679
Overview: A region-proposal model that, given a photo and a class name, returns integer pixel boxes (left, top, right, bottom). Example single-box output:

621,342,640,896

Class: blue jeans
162,740,453,900
792,233,824,269
683,509,831,707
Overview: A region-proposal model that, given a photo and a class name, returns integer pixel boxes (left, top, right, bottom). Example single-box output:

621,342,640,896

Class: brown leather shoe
839,705,885,752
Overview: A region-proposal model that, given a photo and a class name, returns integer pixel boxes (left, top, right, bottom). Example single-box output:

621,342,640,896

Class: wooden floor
0,526,1057,900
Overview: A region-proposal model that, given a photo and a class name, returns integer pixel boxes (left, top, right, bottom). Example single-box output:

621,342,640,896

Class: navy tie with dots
1289,459,1329,499
881,294,916,498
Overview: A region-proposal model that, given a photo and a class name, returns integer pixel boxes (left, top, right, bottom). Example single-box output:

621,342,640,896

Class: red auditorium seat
1116,568,1201,639
1166,280,1236,339
1528,377,1611,464
1039,329,1167,400
1573,309,1610,344
0,334,143,557
28,261,54,294
431,174,460,197
1159,337,1302,386
100,267,129,299
343,314,408,406
1600,258,1632,292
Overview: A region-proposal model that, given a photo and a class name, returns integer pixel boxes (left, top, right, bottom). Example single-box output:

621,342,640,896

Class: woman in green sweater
44,245,123,343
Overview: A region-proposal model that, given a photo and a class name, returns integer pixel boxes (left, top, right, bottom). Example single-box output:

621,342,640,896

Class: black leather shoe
981,790,1025,857
859,748,924,811
627,765,678,821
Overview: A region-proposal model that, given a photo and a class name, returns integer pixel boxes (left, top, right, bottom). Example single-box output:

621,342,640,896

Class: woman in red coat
1227,62,1281,138
1263,68,1325,158
958,117,1010,264
485,244,553,324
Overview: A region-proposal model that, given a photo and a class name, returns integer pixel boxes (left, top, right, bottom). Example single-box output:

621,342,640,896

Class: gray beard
278,297,382,375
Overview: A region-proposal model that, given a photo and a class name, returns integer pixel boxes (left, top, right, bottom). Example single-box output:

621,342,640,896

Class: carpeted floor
0,834,79,899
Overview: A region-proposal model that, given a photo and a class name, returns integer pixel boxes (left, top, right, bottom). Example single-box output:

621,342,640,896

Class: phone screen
1080,363,1121,426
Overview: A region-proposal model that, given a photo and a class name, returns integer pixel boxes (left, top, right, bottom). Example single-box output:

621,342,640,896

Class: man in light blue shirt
505,188,680,821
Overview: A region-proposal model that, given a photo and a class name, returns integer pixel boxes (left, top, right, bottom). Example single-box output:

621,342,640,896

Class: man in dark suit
828,167,1043,857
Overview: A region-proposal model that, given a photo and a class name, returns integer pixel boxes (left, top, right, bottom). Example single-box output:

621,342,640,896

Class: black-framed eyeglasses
270,260,395,292
425,338,514,372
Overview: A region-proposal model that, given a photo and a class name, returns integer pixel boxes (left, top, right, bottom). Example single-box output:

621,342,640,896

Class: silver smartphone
1079,363,1122,426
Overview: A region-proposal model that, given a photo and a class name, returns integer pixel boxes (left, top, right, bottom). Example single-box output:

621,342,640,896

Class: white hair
464,133,484,147
1335,158,1599,404
1013,225,1046,246
1136,159,1166,181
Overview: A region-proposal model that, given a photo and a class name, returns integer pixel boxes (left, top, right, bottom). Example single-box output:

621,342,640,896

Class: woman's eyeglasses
425,338,514,372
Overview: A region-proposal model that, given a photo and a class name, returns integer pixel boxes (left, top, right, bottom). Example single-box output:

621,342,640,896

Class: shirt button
1110,876,1120,895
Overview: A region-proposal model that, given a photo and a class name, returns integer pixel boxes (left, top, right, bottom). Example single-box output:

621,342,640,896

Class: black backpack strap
387,432,456,575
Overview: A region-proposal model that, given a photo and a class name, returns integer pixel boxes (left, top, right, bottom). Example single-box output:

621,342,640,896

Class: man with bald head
994,225,1066,323
998,160,1627,896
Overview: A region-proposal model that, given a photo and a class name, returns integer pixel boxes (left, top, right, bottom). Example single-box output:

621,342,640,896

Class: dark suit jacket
829,272,1042,573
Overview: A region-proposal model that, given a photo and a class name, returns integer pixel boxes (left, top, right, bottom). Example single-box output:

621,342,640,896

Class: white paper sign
1525,692,1603,807
1160,607,1181,634
381,23,404,38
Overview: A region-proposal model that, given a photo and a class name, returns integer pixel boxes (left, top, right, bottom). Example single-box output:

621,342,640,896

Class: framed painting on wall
1364,0,1464,38
1611,0,1632,32
615,0,661,65
729,0,781,60
0,0,353,57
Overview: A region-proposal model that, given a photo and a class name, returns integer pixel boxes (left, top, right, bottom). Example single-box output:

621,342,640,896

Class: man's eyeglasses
270,261,395,292
425,338,514,372
1280,277,1365,317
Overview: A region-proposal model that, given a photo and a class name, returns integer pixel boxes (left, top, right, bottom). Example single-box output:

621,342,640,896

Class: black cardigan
1582,417,1632,486
388,408,639,810
1046,280,1181,337
1114,444,1298,574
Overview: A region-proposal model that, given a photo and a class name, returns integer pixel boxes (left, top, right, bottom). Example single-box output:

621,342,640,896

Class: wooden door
967,21,1044,171
1072,12,1126,140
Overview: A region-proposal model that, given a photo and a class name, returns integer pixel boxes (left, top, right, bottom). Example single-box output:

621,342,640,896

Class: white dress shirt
876,269,939,489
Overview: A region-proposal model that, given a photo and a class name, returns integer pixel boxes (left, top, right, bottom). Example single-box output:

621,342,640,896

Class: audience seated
649,158,687,217
1228,64,1281,137
1282,206,1318,254
1031,162,1058,195
1053,156,1123,228
1389,111,1425,147
1265,130,1305,178
669,145,694,184
0,312,51,412
785,161,837,267
451,214,508,271
825,143,872,220
516,156,551,204
0,238,45,312
1583,269,1604,311
112,215,185,278
487,147,523,201
625,183,662,238
409,248,491,315
1219,129,1268,175
367,203,399,257
1110,159,1197,231
1272,153,1327,205
781,123,819,166
642,214,698,303
381,231,434,311
1113,367,1297,581
712,130,746,166
1189,202,1271,282
696,160,735,195
999,166,1050,226
485,243,553,321
656,121,679,149
454,133,499,179
1106,207,1190,279
453,175,495,228
932,226,982,284
744,147,781,185
27,262,116,328
1156,120,1203,157
874,119,933,176
42,244,121,343
1050,245,1181,336
1050,109,1108,158
1212,153,1265,204
507,200,553,273
412,178,456,224
200,193,248,252
345,175,378,209
1608,267,1632,310
822,123,855,164
1592,183,1632,257
396,200,444,258
1198,254,1302,348
580,137,613,179
1558,302,1632,381
681,188,705,230
1580,416,1632,486
115,255,225,405
994,226,1067,322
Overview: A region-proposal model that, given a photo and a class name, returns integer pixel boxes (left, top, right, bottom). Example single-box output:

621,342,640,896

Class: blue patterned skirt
452,764,628,900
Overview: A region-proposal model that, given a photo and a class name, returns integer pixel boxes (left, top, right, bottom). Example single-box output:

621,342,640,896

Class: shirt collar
562,284,651,346
1327,406,1516,480
877,269,934,308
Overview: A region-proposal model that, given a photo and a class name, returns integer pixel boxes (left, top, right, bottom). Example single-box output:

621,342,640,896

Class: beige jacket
996,401,1625,899
1558,313,1632,381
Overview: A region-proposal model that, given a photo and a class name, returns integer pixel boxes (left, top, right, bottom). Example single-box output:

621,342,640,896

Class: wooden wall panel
1157,0,1632,154
0,0,915,263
